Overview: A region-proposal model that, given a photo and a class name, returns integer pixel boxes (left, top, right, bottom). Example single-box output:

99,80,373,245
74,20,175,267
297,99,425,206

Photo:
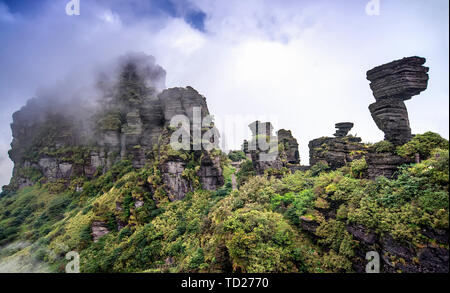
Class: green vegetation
371,140,395,153
397,132,449,160
0,133,448,273
236,160,255,187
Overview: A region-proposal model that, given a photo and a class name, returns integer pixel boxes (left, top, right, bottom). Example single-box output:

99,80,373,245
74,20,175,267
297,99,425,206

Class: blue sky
0,0,448,187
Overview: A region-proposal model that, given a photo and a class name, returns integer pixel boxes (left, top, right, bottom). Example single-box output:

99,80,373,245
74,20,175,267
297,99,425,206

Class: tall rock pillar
366,56,429,146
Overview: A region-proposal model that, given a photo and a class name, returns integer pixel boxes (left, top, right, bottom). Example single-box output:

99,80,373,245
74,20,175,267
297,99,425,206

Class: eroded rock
91,221,110,242
309,135,366,170
277,129,300,164
367,57,429,146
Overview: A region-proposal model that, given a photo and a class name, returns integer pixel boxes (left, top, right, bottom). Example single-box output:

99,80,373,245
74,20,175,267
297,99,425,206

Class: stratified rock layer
247,121,282,175
367,56,429,146
366,152,412,180
369,98,412,146
366,56,429,101
309,136,366,170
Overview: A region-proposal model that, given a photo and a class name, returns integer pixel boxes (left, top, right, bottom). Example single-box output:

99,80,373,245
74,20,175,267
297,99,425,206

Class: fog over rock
6,53,223,199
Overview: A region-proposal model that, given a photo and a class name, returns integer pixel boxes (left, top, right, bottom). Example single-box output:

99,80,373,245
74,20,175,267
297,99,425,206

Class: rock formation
309,123,366,170
243,122,305,175
277,129,300,164
367,56,429,146
7,54,224,200
91,221,110,243
246,121,283,175
366,151,412,180
333,122,354,137
364,57,428,179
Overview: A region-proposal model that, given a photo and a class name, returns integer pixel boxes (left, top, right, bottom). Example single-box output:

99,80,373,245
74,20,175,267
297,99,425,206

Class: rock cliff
7,54,223,201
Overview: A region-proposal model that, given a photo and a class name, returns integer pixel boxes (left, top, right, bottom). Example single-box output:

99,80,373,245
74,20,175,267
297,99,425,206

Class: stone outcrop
367,56,429,146
91,221,110,242
333,122,353,137
243,122,305,175
245,121,303,175
246,121,281,175
297,193,449,273
198,153,224,191
7,54,224,201
366,56,429,101
161,160,193,202
368,99,412,146
277,129,300,164
309,123,366,170
362,57,430,179
366,152,412,180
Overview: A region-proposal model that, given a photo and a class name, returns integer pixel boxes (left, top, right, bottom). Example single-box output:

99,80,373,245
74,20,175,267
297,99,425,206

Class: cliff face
0,55,447,274
7,54,223,200
308,123,367,170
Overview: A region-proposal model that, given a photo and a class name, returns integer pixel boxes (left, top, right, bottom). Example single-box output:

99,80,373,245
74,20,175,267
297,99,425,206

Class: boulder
366,152,412,179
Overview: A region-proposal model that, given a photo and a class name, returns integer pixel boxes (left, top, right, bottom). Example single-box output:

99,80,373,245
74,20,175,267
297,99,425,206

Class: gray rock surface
366,57,429,146
161,160,193,201
7,56,224,201
366,152,412,180
309,135,365,170
333,122,354,137
277,129,300,164
366,56,429,101
369,98,412,146
91,221,110,242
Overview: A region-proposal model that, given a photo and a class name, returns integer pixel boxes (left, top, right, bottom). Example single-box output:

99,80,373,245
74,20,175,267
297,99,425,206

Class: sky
0,0,448,188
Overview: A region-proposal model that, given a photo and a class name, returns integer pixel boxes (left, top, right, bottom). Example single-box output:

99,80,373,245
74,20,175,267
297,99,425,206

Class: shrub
350,158,368,179
372,140,395,153
310,161,330,176
397,132,449,160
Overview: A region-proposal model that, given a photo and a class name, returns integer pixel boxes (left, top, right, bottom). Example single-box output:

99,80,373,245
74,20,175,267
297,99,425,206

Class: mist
0,0,449,187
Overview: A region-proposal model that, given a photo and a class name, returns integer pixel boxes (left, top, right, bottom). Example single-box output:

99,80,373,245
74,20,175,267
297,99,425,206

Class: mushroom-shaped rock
367,57,429,146
334,122,354,137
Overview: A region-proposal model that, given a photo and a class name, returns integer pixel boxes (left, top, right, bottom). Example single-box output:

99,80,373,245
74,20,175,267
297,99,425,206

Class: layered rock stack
309,123,366,170
365,57,428,179
367,56,429,146
334,122,354,137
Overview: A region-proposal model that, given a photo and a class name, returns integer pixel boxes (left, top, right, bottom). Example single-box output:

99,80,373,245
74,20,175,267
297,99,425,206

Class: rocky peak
366,56,429,101
7,54,224,200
